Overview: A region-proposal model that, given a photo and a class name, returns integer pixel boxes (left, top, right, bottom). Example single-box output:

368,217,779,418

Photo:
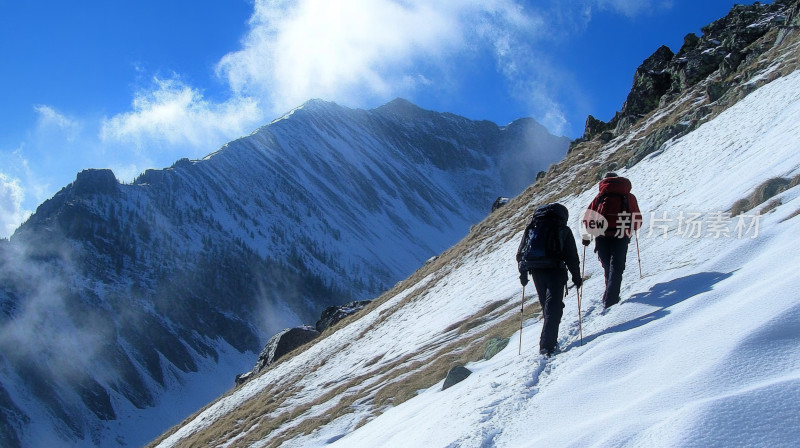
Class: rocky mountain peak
0,93,570,446
72,169,118,197
578,0,798,144
374,97,429,120
300,98,339,110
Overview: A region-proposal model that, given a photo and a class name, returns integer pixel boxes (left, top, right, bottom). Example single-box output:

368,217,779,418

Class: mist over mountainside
0,98,567,446
147,1,800,447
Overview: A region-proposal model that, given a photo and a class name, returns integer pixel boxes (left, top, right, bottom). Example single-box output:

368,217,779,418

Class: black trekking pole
635,229,643,279
519,285,525,355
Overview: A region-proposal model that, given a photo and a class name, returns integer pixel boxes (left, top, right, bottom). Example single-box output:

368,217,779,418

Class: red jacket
587,176,642,238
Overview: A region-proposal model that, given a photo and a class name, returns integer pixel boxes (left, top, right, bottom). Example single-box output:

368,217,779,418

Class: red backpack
595,192,630,230
590,176,639,235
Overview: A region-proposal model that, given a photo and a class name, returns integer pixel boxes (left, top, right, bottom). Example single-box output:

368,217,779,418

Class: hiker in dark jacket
583,173,642,309
517,203,582,357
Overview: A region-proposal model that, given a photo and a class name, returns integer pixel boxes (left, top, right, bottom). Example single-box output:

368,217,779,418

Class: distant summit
0,96,568,446
375,97,425,116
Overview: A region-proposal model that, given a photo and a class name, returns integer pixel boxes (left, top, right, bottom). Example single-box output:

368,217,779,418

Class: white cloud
34,105,81,141
90,0,675,163
216,0,543,115
0,172,30,238
34,105,76,129
100,76,263,152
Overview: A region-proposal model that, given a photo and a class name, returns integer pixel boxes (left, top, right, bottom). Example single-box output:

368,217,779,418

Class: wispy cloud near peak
100,77,263,152
34,105,81,141
216,0,542,116
0,172,29,238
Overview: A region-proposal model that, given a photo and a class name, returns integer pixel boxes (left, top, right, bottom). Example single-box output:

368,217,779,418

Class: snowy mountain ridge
0,97,568,447
149,2,800,446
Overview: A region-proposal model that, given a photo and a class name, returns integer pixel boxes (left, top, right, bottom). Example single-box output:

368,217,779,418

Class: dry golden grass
371,299,541,410
730,198,752,217
760,199,782,215
150,382,289,448
790,173,800,189
183,293,543,448
780,208,800,223
363,354,384,367
732,177,792,216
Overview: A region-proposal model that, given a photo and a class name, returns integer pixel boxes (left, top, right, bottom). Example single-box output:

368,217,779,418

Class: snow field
157,70,800,448
323,71,800,447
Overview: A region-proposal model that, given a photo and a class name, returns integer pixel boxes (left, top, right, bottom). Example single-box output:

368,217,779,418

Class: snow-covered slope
150,14,800,448
319,69,800,448
0,99,567,447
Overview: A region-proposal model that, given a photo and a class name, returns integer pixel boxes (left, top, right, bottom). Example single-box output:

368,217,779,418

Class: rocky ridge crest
578,0,799,164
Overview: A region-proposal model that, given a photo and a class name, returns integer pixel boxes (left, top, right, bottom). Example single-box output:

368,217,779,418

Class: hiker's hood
599,176,632,195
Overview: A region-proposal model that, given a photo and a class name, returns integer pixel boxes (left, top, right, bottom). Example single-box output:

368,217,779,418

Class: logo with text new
579,209,608,239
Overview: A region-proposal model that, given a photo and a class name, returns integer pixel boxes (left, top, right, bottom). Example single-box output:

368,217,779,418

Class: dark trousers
531,268,567,352
595,236,630,308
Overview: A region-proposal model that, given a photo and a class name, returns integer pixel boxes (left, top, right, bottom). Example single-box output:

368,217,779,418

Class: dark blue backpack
516,203,568,271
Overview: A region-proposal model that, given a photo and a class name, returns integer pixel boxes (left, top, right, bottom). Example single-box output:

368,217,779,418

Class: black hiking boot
539,345,560,358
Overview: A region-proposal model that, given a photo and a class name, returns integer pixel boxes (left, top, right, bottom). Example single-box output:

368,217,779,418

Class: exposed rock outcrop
442,365,472,390
620,45,675,120
316,301,372,333
236,326,320,385
72,169,118,197
580,1,794,143
491,197,510,213
237,300,374,385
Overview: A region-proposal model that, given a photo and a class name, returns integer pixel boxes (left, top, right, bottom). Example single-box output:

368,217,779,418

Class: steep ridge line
0,95,568,446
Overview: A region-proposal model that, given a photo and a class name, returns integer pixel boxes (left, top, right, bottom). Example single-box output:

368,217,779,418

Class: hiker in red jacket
583,173,642,309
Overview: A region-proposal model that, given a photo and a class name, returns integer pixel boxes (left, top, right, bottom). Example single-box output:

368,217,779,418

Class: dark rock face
442,365,472,390
707,81,734,102
583,1,793,141
255,326,320,372
238,300,373,385
234,371,253,386
491,197,510,213
620,45,675,120
582,115,614,142
72,169,118,197
315,301,372,333
237,326,320,385
681,32,700,52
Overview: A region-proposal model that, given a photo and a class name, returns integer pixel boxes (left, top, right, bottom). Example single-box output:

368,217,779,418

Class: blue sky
0,0,755,238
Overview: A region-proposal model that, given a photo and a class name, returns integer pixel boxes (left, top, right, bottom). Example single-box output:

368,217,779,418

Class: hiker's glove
573,276,583,288
519,272,529,287
582,238,591,247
